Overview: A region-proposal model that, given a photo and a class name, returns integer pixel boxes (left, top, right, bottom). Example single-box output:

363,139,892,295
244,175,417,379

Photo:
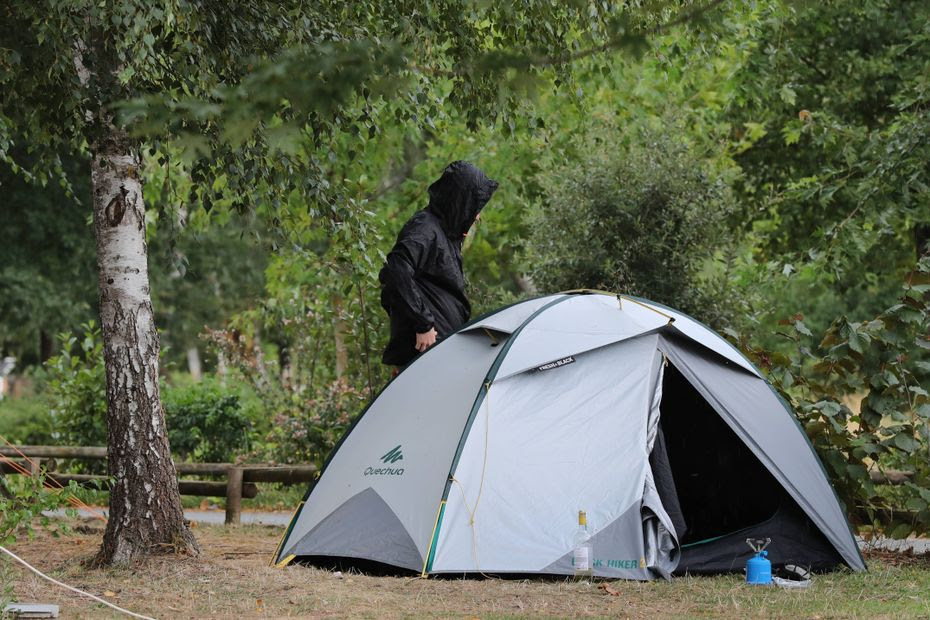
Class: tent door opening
654,362,784,546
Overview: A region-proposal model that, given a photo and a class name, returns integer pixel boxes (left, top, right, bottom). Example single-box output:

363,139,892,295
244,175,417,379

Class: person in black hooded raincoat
379,161,499,367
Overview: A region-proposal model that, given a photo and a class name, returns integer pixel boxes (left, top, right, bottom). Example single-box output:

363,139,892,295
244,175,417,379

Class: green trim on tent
679,511,779,549
424,501,446,574
427,295,574,573
272,294,562,565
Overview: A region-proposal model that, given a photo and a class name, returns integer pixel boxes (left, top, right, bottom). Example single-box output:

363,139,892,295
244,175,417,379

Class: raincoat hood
426,161,499,238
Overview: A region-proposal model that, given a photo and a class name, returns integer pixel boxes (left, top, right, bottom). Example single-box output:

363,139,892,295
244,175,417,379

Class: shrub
525,126,737,321
203,322,371,468
162,379,252,463
739,255,930,536
0,475,75,545
0,474,76,610
0,394,54,445
262,378,366,467
44,323,107,447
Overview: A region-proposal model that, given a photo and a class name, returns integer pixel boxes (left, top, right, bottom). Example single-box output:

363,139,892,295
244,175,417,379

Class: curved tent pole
421,295,575,575
271,293,565,566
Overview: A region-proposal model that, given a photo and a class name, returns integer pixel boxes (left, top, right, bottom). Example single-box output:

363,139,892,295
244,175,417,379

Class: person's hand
415,328,438,352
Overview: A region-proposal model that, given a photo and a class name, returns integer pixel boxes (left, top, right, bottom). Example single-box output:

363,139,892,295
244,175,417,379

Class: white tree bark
74,34,197,564
187,347,203,382
89,131,198,565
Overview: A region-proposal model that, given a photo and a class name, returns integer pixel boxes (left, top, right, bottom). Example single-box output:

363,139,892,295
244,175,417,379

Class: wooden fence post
27,458,42,476
225,467,243,526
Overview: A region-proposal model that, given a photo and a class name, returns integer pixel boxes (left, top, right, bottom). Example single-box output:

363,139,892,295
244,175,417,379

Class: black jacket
379,161,499,365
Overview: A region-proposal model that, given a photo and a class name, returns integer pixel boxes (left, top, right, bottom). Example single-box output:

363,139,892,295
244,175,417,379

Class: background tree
0,2,318,564
727,0,930,333
525,125,736,322
0,155,97,365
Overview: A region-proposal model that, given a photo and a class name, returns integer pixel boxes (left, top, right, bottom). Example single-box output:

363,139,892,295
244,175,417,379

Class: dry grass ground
5,519,930,619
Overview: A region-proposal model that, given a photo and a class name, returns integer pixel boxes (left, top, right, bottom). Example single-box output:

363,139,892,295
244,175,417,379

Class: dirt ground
5,521,930,619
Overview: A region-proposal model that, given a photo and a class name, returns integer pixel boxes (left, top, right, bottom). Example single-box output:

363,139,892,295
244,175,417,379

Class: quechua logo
365,445,405,476
381,445,404,464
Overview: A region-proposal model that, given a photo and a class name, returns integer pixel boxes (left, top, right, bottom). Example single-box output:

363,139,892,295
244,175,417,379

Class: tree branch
409,0,727,77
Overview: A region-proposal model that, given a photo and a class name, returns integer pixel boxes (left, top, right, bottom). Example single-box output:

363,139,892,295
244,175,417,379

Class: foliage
739,255,930,536
46,321,255,463
0,0,712,239
525,126,737,320
143,157,271,369
264,379,366,469
44,323,107,448
0,155,96,364
728,0,930,334
0,474,75,545
0,395,54,446
162,379,252,463
203,326,367,468
0,474,75,611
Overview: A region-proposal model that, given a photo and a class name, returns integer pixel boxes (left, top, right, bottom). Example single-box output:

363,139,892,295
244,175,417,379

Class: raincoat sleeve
379,228,436,334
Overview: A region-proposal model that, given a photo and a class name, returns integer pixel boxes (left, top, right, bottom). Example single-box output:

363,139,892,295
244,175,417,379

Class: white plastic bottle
573,510,593,579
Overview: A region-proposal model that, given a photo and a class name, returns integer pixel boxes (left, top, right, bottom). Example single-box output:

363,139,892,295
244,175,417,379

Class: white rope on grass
0,544,157,620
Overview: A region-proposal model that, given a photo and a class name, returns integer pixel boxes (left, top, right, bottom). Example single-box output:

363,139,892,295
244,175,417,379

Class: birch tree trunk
186,347,203,382
90,129,198,565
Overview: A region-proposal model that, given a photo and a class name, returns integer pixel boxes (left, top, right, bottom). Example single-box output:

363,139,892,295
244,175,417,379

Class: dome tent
272,292,865,578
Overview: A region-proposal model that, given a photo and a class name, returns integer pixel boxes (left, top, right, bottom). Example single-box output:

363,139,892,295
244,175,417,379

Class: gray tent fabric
279,329,506,564
273,292,864,578
642,343,679,579
657,333,865,571
461,294,568,334
540,502,650,579
287,487,423,571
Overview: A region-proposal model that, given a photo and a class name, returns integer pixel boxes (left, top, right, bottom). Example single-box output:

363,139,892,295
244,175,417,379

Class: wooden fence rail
0,446,107,459
0,445,316,525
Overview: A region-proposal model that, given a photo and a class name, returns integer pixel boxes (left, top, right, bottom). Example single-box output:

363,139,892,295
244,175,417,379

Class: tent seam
424,295,574,573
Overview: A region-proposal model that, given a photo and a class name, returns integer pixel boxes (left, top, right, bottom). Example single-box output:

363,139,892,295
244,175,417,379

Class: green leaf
847,331,864,353
905,497,927,512
782,123,802,146
893,432,920,452
779,85,797,106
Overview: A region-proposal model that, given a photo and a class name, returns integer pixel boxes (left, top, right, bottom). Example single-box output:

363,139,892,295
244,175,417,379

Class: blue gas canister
745,538,772,585
746,550,772,585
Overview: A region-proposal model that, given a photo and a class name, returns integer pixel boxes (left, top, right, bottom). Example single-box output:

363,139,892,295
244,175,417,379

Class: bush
45,323,107,447
0,475,75,545
739,255,930,536
162,379,252,462
525,126,737,321
44,322,252,464
0,394,54,445
262,378,366,467
0,474,76,611
203,322,371,468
